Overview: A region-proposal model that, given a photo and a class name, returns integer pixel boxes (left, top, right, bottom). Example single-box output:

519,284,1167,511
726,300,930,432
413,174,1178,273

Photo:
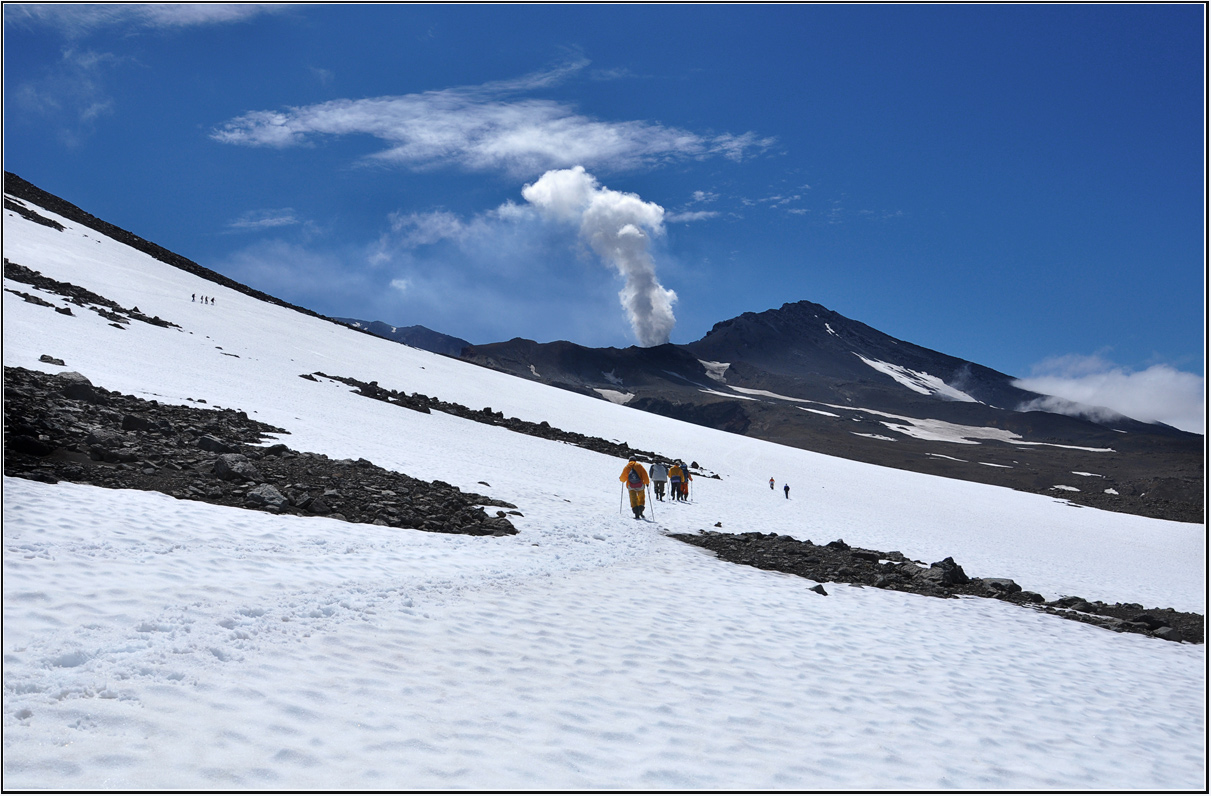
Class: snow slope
3,202,1206,789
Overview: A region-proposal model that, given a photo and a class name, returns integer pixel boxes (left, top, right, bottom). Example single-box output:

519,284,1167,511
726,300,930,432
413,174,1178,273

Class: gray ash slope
461,306,1202,524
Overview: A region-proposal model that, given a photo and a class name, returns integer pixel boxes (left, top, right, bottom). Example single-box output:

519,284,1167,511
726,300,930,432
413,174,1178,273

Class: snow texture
2,201,1206,789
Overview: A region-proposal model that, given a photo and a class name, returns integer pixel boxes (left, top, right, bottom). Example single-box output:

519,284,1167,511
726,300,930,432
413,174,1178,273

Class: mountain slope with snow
3,183,1205,789
462,306,1203,524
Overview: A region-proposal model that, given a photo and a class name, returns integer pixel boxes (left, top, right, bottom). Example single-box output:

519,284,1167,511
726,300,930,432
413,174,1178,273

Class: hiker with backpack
668,462,684,502
650,461,669,501
620,459,650,520
681,463,692,501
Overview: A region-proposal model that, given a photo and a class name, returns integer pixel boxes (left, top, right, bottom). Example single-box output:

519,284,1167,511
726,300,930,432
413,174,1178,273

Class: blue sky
4,4,1205,431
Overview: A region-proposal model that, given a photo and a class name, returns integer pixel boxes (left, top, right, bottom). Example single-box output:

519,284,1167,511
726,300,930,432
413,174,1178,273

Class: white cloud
665,210,720,223
1014,354,1205,434
227,209,301,231
385,210,466,247
210,63,774,178
10,4,285,37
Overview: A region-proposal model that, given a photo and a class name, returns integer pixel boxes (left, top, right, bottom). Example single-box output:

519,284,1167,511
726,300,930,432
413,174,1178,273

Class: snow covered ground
3,201,1206,789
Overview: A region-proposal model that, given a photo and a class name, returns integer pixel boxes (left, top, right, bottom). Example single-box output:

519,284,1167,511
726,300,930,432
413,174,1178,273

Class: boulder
928,557,970,585
981,578,1022,595
1152,627,1184,642
57,372,104,403
197,434,238,454
244,484,288,509
213,453,261,482
121,414,156,432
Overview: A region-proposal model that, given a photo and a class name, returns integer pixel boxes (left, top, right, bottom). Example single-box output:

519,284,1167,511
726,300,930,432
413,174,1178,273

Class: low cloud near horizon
1014,354,1204,435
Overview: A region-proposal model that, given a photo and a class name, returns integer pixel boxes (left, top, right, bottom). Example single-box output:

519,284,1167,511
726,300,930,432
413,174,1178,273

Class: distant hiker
769,477,775,490
681,464,692,501
783,483,790,499
191,293,196,302
650,461,669,501
620,459,650,519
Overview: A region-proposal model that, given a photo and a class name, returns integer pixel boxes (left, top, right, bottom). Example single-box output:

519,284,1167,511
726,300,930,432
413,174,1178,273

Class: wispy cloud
11,48,122,146
665,210,720,223
9,4,286,37
1014,353,1205,434
210,62,775,178
227,208,303,232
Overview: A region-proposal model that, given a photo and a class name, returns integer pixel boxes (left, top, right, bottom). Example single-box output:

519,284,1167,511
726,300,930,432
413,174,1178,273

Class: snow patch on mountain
798,406,841,418
594,388,634,405
700,388,757,401
856,354,978,402
730,386,815,403
698,360,730,383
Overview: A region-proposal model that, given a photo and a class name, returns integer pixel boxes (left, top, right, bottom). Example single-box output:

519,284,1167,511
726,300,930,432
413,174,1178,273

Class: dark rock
121,414,156,432
57,372,104,403
9,435,54,456
244,484,288,509
197,435,238,454
982,578,1022,595
213,454,261,482
39,355,65,366
810,585,828,596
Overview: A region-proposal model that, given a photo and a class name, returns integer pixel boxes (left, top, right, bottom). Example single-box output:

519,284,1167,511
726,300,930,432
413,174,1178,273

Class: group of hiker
619,458,693,520
192,294,216,305
620,458,795,520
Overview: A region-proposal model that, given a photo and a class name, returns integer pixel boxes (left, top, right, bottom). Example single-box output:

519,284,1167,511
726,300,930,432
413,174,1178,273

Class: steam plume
522,167,676,346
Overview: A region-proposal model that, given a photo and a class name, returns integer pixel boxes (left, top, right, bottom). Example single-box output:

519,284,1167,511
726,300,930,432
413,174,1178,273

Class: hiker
191,293,196,302
620,459,650,519
681,464,692,501
784,483,790,499
668,462,684,502
769,477,775,490
650,461,669,500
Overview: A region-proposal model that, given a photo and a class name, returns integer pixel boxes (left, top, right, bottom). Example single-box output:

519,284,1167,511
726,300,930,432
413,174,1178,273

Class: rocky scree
4,258,178,330
311,371,718,479
4,366,519,536
671,531,1203,645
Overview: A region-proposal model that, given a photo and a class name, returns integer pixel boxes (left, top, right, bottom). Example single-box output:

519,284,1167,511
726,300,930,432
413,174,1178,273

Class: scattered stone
670,530,1202,644
39,355,65,366
810,585,828,596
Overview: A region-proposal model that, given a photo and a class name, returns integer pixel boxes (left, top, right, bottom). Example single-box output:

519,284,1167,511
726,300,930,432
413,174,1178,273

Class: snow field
3,201,1206,788
4,478,1204,790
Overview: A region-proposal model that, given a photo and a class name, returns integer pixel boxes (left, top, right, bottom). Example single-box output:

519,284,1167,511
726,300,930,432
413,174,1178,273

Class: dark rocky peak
332,318,472,357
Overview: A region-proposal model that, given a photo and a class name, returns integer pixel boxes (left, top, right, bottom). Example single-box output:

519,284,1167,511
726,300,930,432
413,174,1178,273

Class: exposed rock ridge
4,366,518,536
671,530,1203,644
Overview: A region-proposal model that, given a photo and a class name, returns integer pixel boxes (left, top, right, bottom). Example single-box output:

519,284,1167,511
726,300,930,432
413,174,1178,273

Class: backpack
626,465,643,490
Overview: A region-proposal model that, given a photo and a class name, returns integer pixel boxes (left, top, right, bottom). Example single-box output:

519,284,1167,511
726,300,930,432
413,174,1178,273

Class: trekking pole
619,484,624,515
647,485,655,519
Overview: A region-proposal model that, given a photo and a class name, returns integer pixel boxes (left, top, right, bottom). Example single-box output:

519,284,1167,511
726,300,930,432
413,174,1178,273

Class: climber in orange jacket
620,459,650,519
